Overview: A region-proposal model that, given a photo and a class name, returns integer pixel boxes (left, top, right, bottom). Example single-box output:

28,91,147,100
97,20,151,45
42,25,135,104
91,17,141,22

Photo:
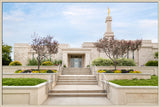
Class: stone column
104,16,114,38
14,43,29,65
62,52,68,67
85,52,90,67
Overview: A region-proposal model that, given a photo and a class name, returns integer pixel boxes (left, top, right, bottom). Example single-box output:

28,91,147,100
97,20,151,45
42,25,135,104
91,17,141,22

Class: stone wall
108,82,158,105
2,66,59,73
14,39,158,66
3,82,48,105
94,66,158,75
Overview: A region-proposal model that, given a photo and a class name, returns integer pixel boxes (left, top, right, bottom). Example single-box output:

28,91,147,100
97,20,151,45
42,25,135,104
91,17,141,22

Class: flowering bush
23,69,32,73
9,61,22,66
114,70,121,73
14,69,57,73
15,69,23,73
129,70,141,73
97,70,106,73
41,61,53,66
97,69,141,73
40,70,47,73
32,71,39,73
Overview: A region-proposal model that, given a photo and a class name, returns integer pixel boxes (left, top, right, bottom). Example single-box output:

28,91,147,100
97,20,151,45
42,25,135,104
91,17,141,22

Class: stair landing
43,85,112,105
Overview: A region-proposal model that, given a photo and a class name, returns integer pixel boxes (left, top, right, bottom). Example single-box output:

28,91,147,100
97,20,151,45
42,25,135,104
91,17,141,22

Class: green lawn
109,75,158,86
3,78,47,86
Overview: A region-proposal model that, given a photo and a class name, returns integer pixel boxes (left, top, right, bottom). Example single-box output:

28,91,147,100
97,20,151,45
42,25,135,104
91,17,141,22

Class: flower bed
97,69,141,73
15,69,57,73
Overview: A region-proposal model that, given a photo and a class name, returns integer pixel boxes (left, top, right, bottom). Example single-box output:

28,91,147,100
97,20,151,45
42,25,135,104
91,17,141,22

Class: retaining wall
108,82,158,105
92,66,158,75
2,66,59,73
3,82,48,105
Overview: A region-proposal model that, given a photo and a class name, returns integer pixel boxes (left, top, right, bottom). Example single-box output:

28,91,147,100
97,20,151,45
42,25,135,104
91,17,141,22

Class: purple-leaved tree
94,37,142,70
31,34,59,70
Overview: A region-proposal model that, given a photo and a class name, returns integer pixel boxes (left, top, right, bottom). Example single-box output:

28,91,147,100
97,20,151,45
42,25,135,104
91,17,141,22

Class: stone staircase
48,88,106,97
48,68,106,97
56,75,98,85
62,68,91,75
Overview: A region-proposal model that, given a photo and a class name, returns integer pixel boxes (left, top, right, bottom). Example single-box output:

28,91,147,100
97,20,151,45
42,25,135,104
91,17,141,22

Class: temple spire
103,8,114,38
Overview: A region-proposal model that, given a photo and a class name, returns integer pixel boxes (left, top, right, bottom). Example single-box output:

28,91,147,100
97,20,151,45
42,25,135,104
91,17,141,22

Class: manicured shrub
92,57,113,66
128,69,134,72
63,64,66,68
117,58,136,66
27,58,38,65
31,69,39,71
58,60,62,65
9,61,22,66
47,70,54,73
145,60,158,66
121,69,128,73
104,69,114,73
15,69,23,73
23,69,32,73
87,65,90,67
41,61,53,66
92,58,136,66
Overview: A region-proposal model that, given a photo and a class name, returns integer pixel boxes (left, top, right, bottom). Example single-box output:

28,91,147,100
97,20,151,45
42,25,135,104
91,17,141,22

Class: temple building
14,9,158,67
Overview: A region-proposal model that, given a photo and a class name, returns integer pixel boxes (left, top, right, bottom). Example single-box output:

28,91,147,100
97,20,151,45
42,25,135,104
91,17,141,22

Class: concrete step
48,93,107,97
62,68,91,75
56,80,98,85
49,90,105,93
59,75,96,80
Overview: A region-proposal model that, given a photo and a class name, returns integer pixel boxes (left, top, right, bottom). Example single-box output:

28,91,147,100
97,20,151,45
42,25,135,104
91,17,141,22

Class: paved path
53,85,103,90
43,96,112,106
42,85,112,106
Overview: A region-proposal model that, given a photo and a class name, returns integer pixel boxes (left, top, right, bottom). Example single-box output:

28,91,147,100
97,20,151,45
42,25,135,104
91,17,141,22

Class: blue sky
3,3,158,60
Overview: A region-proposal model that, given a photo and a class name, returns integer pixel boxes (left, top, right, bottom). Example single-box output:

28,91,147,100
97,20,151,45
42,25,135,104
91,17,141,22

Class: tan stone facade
14,15,158,67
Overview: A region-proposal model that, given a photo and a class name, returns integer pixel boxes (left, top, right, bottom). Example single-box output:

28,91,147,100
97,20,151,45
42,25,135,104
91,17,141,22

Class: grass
109,75,158,86
3,78,47,86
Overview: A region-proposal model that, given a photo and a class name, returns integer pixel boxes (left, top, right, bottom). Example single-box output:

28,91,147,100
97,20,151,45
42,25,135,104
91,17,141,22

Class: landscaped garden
97,69,141,73
3,78,47,86
15,69,57,73
109,75,158,86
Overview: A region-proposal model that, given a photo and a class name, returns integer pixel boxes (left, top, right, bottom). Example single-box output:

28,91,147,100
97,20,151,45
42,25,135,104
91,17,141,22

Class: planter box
3,82,49,105
3,66,59,73
94,66,158,75
104,73,151,80
108,82,158,105
3,73,57,89
98,73,151,87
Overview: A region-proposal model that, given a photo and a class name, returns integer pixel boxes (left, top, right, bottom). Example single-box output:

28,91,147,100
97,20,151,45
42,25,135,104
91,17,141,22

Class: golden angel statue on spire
108,8,110,16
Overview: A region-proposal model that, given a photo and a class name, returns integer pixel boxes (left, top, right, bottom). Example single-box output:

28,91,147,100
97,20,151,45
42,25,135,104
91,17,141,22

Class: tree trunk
37,56,41,71
127,50,129,59
114,61,117,70
50,54,51,61
38,60,40,71
132,51,134,60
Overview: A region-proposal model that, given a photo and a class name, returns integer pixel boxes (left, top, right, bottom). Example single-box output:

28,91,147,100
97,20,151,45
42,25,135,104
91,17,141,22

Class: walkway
43,85,112,106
